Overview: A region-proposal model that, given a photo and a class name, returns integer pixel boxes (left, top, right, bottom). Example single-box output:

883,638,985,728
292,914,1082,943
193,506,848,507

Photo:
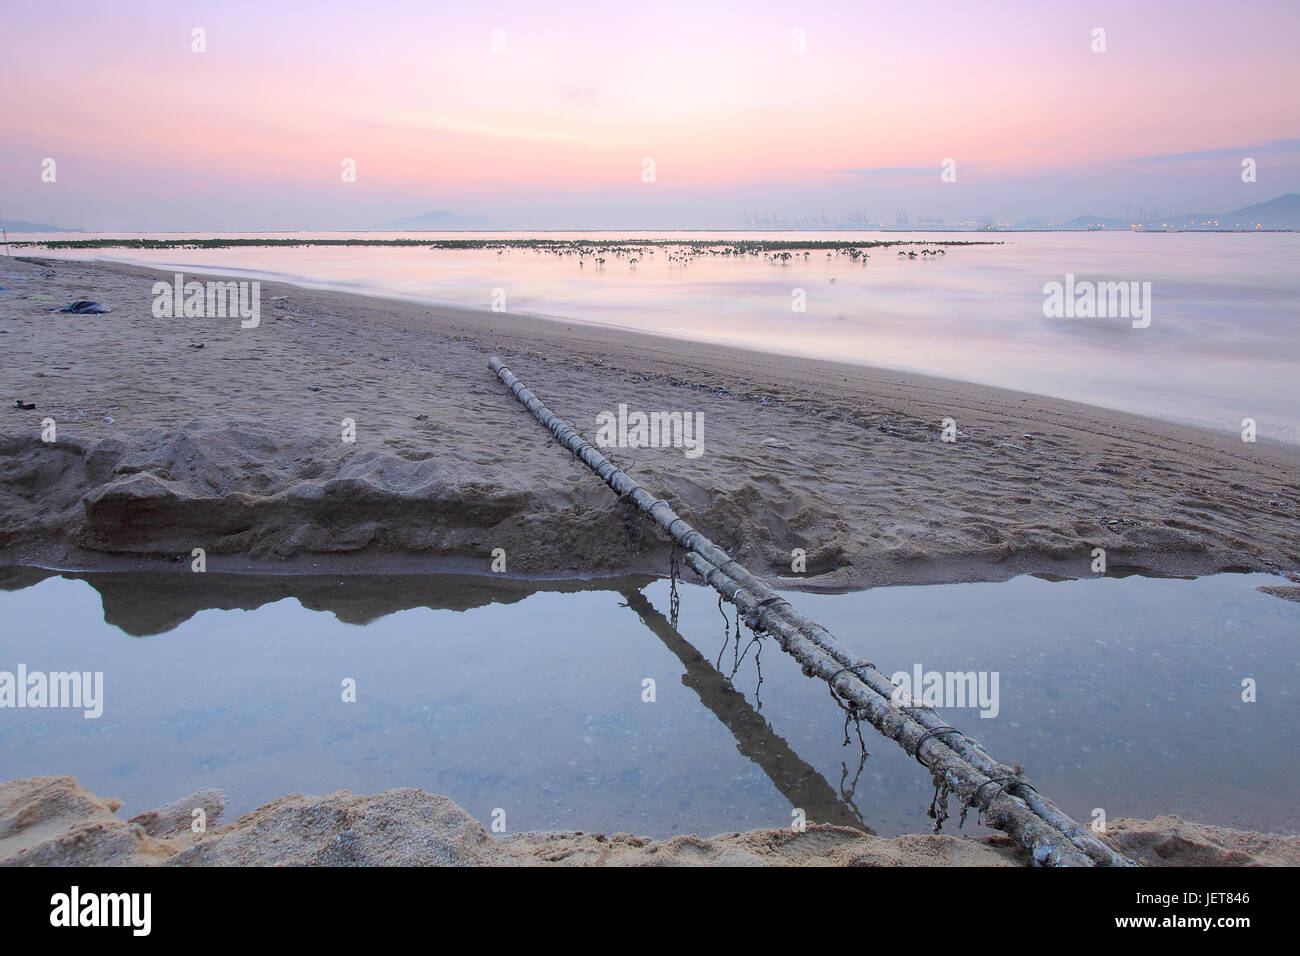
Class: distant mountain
381,210,494,231
0,219,83,232
1218,192,1300,228
1050,193,1300,231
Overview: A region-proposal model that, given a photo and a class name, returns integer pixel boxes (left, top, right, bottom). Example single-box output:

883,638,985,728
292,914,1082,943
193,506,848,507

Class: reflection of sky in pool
1,569,1295,839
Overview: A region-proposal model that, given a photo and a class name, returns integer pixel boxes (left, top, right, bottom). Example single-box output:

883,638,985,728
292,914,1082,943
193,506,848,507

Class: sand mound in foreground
3,776,1295,867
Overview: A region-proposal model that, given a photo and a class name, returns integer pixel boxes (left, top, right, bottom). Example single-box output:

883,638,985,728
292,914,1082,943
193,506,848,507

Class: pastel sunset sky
3,0,1298,229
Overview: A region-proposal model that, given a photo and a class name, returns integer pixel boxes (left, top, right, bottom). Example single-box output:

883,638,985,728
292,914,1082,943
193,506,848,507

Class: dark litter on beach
57,300,112,314
13,400,36,410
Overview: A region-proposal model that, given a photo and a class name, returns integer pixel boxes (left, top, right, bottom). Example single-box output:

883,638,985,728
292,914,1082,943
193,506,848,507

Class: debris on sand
56,300,111,314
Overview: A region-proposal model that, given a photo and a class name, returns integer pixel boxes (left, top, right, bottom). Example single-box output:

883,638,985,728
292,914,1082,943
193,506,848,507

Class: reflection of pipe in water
619,588,873,834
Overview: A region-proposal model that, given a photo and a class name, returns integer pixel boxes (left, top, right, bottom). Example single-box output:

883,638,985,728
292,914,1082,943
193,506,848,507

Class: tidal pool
1,568,1295,839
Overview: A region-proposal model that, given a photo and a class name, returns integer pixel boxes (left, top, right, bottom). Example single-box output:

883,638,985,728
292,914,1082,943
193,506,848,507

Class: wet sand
1,255,1297,588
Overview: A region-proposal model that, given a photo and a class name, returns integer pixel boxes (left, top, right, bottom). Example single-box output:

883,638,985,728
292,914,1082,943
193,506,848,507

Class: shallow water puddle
1,569,1296,839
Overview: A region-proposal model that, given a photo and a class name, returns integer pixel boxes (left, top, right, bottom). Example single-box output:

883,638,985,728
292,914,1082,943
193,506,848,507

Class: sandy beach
2,255,1297,587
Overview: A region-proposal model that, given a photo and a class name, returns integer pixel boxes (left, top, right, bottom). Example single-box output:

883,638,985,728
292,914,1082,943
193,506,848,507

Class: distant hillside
1219,192,1300,228
382,210,494,231
1050,193,1300,231
0,219,83,232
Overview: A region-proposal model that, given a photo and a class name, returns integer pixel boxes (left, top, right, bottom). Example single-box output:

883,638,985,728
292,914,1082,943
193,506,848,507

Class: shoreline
19,244,1294,450
4,776,1298,867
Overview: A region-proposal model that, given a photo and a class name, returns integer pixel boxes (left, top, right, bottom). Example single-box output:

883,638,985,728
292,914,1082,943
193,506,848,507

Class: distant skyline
3,0,1298,231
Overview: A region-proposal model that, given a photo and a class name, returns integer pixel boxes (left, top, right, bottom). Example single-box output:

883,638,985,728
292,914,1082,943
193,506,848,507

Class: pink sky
3,0,1298,229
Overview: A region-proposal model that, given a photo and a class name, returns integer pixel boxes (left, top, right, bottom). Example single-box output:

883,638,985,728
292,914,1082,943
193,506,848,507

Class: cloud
1130,138,1300,163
